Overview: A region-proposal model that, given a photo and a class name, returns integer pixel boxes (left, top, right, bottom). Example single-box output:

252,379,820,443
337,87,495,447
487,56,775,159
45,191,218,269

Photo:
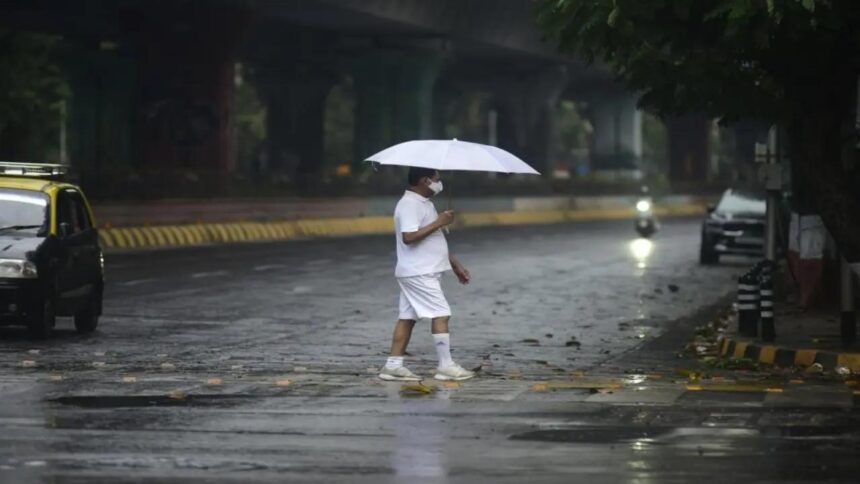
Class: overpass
0,0,714,197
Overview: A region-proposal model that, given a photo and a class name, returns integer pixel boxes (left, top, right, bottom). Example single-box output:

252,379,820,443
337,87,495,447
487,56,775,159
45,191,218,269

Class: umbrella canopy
365,139,540,175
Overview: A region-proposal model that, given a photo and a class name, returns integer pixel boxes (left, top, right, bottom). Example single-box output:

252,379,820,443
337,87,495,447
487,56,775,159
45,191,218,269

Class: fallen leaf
400,383,434,395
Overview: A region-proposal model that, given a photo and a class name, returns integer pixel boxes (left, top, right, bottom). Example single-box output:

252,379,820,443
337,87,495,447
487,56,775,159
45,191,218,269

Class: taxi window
58,190,91,235
0,189,49,233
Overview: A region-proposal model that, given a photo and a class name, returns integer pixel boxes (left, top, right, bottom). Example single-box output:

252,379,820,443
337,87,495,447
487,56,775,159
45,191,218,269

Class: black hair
407,167,438,187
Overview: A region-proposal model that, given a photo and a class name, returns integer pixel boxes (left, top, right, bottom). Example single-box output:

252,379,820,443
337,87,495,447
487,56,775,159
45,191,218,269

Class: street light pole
764,126,782,263
841,257,856,346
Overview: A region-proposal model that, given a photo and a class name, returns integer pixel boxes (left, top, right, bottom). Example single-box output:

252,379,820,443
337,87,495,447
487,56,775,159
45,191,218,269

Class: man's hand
436,210,455,227
453,262,471,285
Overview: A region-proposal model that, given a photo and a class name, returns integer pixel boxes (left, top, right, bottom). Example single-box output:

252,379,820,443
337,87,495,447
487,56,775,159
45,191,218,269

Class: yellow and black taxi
0,162,103,337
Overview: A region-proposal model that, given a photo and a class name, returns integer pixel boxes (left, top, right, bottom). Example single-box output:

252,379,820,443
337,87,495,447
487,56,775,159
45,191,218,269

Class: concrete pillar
667,113,711,184
258,65,338,184
352,49,443,164
126,4,249,188
492,66,568,176
589,93,643,171
62,42,137,197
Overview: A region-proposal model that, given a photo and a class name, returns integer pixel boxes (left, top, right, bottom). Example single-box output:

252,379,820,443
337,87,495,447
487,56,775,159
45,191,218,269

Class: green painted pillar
258,66,337,185
62,43,137,198
352,49,443,165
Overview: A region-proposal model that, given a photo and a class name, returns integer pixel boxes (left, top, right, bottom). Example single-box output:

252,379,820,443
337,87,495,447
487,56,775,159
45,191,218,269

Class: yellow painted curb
719,336,860,372
99,204,706,251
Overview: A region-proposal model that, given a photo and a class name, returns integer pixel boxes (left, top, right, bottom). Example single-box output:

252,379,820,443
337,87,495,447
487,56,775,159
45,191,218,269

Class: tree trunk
787,92,860,264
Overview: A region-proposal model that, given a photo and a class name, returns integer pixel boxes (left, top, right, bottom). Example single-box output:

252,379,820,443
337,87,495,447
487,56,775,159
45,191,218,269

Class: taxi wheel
74,294,100,334
27,298,56,339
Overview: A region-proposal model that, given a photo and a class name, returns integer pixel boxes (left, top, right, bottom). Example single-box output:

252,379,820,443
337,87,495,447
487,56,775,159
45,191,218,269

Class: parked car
0,162,104,337
700,188,766,265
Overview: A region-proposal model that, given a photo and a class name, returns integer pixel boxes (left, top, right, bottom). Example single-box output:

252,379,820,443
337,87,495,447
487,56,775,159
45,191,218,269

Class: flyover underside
0,0,632,197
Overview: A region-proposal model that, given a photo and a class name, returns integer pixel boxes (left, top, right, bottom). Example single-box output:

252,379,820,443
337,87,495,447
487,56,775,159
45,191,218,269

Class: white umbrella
365,139,540,175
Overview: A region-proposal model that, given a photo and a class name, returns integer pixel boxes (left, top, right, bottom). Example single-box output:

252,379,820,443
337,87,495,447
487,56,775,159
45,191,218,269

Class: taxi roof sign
0,162,68,178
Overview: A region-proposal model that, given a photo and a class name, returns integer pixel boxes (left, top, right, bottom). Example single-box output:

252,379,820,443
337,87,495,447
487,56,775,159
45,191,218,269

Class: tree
537,0,860,264
0,29,68,160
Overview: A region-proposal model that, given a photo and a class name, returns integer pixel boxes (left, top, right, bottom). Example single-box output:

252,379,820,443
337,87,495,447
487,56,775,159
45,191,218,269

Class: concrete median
95,195,711,252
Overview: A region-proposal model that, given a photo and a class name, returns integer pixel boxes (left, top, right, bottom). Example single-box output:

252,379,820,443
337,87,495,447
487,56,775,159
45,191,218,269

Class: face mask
428,180,444,195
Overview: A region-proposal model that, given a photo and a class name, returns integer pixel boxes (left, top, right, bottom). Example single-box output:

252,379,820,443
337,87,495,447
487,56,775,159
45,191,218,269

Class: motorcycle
634,197,658,238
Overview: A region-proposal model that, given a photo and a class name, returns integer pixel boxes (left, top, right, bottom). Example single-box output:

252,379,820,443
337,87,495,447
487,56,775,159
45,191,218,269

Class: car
700,188,766,265
0,162,104,337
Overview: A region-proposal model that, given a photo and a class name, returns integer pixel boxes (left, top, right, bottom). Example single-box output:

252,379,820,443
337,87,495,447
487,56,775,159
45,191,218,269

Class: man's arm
402,210,454,245
450,254,471,285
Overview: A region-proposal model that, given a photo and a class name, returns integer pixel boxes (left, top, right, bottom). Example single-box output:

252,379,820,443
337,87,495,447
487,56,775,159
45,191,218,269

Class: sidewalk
718,271,860,372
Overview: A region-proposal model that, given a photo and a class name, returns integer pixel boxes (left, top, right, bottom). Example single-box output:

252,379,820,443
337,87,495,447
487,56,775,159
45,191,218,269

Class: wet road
1,219,859,483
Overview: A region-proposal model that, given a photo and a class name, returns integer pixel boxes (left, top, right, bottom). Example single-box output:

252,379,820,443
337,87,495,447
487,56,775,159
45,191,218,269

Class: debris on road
400,382,434,395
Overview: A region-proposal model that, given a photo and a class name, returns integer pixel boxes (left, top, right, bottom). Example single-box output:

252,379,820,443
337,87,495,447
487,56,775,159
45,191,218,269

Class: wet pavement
1,219,859,483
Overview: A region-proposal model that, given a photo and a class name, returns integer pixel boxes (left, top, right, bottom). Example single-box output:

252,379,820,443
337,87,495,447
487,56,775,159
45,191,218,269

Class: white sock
433,333,455,369
384,356,404,370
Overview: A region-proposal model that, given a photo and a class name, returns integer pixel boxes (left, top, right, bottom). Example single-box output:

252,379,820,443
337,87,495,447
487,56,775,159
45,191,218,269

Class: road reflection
629,238,654,271
386,384,452,481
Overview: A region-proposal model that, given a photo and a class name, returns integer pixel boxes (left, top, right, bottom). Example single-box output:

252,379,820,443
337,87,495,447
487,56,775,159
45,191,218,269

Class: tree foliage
537,0,860,123
538,0,860,261
0,29,68,132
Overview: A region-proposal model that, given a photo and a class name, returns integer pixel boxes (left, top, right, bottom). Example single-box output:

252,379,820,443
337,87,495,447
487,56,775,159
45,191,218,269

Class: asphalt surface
1,218,859,483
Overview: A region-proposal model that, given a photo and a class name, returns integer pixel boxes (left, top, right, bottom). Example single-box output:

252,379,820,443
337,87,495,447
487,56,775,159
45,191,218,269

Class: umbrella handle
445,170,452,234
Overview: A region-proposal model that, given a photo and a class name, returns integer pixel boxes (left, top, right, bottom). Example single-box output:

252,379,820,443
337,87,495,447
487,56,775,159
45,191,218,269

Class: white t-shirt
394,190,452,278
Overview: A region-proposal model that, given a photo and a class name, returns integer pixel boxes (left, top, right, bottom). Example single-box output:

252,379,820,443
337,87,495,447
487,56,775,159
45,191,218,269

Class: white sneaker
378,366,421,381
434,364,475,381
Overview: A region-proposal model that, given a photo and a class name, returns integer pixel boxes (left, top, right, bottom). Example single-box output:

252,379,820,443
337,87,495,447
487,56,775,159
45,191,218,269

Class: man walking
378,167,476,382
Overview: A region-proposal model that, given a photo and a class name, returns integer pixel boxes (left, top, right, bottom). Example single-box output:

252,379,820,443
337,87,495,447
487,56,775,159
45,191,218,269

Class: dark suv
700,189,766,265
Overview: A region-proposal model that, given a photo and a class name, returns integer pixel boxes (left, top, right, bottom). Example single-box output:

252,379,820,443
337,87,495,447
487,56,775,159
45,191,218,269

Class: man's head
407,167,443,197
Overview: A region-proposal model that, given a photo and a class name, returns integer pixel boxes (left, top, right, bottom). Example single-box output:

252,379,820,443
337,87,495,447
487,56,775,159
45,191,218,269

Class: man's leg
431,316,455,370
389,319,416,357
379,319,421,381
431,316,475,380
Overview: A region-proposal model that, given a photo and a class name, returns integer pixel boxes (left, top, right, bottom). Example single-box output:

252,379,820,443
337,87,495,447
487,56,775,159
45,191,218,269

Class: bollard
760,261,775,342
737,270,760,337
840,257,856,347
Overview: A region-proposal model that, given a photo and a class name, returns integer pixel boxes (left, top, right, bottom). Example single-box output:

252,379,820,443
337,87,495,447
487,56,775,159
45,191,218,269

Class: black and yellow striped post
760,261,775,342
737,270,760,338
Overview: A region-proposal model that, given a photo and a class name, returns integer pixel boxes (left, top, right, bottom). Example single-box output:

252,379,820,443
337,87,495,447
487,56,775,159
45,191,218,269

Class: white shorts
397,272,451,320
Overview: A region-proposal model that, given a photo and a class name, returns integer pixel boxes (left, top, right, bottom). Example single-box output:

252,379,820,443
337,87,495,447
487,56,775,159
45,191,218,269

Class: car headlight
0,259,38,279
636,200,651,213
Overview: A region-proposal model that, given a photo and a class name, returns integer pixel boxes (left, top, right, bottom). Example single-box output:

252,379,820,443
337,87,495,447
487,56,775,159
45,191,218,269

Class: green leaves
607,7,619,26
536,0,859,124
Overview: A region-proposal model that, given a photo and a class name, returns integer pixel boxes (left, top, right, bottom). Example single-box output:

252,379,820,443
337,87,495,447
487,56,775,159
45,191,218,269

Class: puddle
510,425,860,443
49,394,252,409
511,426,670,443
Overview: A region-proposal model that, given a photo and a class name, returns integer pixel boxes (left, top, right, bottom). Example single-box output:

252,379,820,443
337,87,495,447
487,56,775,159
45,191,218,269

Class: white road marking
292,286,313,294
191,270,230,279
121,278,158,286
254,264,286,272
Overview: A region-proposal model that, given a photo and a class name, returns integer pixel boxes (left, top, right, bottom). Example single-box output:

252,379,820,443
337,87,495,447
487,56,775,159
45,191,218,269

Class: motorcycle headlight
0,259,38,279
636,200,651,213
